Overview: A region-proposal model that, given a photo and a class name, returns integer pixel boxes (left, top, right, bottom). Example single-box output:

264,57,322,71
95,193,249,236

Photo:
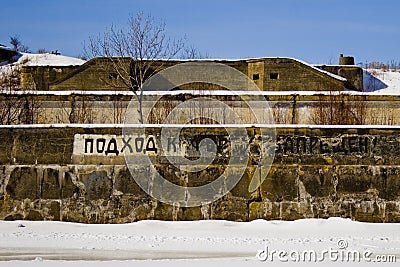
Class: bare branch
84,12,186,123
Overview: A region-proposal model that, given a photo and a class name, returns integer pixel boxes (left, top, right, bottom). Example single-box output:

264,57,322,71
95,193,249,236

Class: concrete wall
19,58,359,91
248,58,346,91
2,93,400,125
1,126,399,223
21,66,78,90
316,65,363,91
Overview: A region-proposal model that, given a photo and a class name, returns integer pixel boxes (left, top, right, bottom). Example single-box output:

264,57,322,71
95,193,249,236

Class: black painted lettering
121,137,133,153
310,137,319,154
85,138,94,153
96,138,106,153
218,137,229,151
191,139,199,151
276,136,284,153
372,137,378,151
105,138,119,156
320,139,330,154
284,137,294,154
167,137,178,152
135,137,144,152
146,137,158,153
348,136,358,153
332,138,344,153
342,137,351,154
296,137,307,154
359,137,368,153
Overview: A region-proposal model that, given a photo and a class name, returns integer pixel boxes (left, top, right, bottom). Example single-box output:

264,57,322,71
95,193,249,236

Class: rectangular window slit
270,73,279,79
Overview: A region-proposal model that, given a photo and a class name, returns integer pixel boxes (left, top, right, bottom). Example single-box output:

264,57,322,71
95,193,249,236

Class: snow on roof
292,58,347,81
18,53,86,66
0,52,86,78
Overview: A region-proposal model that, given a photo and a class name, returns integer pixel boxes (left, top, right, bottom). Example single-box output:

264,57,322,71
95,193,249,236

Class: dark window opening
252,74,260,80
270,73,279,79
109,72,118,80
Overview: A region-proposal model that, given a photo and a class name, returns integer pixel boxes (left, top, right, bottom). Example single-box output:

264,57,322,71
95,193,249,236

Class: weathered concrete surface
3,92,400,125
0,126,399,223
20,57,355,91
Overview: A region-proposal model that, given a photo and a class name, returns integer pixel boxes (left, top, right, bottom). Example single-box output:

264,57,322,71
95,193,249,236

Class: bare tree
9,35,30,53
111,94,126,124
272,103,292,124
0,64,42,124
0,66,24,124
37,48,49,54
311,92,366,125
84,12,184,123
147,95,176,124
68,94,94,124
180,44,209,59
18,93,41,124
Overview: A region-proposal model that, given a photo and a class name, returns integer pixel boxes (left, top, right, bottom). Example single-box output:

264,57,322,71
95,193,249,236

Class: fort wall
1,93,399,125
20,58,363,91
1,125,399,223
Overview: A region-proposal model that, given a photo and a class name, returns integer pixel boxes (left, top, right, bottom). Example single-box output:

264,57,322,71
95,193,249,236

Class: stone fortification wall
1,92,399,125
21,66,77,90
19,58,361,92
316,65,363,91
0,125,399,223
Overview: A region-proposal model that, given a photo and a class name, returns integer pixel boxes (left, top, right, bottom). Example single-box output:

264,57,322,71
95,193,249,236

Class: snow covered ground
364,69,400,95
0,218,398,266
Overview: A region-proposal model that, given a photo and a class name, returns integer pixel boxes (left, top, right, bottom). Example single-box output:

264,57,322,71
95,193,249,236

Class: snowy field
364,69,400,95
0,218,398,266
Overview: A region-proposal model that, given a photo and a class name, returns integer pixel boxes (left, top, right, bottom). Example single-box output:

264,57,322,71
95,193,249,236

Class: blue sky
1,0,399,64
